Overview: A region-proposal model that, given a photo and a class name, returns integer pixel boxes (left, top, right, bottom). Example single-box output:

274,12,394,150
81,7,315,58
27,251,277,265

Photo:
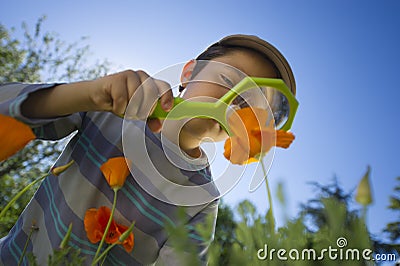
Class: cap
212,34,296,95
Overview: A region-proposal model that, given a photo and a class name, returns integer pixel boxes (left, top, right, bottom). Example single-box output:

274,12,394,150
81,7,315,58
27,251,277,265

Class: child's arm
20,70,173,131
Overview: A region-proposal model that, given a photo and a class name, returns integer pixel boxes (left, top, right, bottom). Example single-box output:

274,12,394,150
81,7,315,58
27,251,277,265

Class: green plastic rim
149,77,299,135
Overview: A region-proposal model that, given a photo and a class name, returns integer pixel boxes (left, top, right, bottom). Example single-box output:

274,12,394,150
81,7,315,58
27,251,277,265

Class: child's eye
220,74,234,88
232,94,249,108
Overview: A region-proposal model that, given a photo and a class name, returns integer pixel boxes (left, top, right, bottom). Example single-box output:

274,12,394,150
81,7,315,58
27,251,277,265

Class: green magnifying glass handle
149,97,223,120
149,97,185,119
149,97,232,135
147,77,298,133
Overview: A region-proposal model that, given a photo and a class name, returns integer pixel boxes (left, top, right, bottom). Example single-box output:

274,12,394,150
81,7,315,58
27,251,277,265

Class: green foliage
164,208,202,266
374,176,400,256
384,176,400,242
26,247,85,266
216,199,369,265
26,224,86,266
0,17,110,237
299,178,356,233
0,16,110,84
212,202,237,265
166,176,400,266
0,174,37,236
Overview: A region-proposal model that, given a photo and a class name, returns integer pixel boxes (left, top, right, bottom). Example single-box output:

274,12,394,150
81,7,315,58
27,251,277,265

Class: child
0,34,296,265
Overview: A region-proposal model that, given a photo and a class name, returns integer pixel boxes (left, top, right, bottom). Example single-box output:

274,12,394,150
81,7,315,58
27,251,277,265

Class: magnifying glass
149,76,299,136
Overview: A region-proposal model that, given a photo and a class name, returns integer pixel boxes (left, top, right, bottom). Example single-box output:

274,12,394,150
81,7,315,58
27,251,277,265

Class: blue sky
1,0,399,239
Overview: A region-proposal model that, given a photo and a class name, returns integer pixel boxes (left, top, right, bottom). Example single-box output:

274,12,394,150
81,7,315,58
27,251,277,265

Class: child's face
163,48,279,156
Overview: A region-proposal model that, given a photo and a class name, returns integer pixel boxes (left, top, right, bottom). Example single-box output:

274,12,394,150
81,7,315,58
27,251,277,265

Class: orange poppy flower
0,114,35,162
100,157,131,189
223,107,295,165
84,206,134,252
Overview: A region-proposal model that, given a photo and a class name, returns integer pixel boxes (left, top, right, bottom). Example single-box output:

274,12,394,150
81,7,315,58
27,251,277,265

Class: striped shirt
0,83,220,265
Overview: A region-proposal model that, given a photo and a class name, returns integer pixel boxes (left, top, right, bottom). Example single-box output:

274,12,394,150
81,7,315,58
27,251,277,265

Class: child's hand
21,70,173,132
89,70,173,132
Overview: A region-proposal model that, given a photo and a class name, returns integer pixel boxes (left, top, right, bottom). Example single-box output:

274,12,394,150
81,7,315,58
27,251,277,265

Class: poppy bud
51,160,75,176
355,166,373,206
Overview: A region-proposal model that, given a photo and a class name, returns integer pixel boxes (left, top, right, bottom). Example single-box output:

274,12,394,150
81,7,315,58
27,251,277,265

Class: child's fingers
110,76,129,115
135,71,160,119
154,79,173,111
122,70,172,120
147,118,162,132
125,70,142,100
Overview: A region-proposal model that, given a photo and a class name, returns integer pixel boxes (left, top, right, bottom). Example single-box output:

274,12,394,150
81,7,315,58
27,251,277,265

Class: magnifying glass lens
260,86,290,129
228,86,290,130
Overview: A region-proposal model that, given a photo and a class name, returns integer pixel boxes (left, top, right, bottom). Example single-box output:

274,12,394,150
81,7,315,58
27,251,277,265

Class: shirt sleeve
155,199,219,266
0,83,84,140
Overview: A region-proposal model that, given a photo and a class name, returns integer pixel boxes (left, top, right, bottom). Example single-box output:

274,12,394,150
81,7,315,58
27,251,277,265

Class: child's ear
180,59,196,88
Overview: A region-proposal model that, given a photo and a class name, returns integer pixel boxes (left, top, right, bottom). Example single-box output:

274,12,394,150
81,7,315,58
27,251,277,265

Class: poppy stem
100,252,108,266
0,173,48,220
59,223,73,249
17,223,38,266
261,160,275,232
361,205,368,225
92,188,119,265
92,242,118,265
